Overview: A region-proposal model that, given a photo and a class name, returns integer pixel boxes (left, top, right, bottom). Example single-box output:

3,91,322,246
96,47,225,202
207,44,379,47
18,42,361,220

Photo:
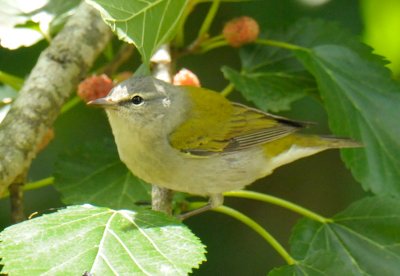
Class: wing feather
169,87,310,156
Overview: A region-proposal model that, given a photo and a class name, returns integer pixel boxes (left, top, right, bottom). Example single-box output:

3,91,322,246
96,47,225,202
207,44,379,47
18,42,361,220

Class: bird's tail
263,134,362,172
316,135,363,149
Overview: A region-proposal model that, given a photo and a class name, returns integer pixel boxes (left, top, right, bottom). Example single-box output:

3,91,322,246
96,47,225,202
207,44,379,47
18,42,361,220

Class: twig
0,2,112,196
151,186,173,215
0,176,55,199
9,173,27,223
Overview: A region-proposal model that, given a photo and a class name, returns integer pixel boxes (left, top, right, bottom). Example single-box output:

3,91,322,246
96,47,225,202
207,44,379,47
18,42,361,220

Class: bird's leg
179,194,224,220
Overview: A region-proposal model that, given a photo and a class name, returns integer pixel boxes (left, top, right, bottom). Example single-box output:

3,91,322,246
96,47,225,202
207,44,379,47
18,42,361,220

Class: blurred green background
1,0,399,275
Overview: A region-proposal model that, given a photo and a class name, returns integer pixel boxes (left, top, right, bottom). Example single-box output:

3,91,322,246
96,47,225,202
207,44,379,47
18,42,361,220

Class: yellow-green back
169,86,307,156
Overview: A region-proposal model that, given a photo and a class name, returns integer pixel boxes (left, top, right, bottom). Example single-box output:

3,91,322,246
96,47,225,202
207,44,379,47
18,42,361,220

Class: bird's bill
87,97,117,108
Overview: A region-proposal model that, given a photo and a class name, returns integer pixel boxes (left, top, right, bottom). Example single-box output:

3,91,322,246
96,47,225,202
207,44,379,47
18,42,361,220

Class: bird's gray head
88,76,188,132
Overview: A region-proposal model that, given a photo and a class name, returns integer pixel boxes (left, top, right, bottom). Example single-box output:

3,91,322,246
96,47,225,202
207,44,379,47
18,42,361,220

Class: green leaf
0,0,80,49
363,0,400,74
86,0,188,64
222,66,313,112
0,70,24,90
134,63,152,77
287,196,400,275
295,45,400,195
268,252,352,275
55,139,151,210
0,205,206,275
223,18,385,112
261,18,385,66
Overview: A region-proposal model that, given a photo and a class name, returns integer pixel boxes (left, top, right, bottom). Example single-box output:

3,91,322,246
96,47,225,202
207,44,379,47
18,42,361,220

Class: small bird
88,76,360,216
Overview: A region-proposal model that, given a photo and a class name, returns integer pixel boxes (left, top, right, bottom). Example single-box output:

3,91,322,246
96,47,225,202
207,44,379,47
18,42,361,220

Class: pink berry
223,16,260,47
77,74,114,102
173,68,201,87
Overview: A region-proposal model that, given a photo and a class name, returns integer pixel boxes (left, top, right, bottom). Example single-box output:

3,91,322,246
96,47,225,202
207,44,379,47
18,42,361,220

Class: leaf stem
183,1,223,54
204,34,224,44
221,83,235,97
213,204,297,265
61,96,81,113
174,1,197,47
255,39,308,51
224,190,332,223
197,0,221,39
200,40,229,53
1,177,54,199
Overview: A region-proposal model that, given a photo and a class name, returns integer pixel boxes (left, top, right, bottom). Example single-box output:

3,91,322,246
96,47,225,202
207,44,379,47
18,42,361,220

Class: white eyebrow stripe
109,85,130,101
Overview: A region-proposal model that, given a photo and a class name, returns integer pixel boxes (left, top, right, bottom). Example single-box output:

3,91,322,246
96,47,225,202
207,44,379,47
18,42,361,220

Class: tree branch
9,173,27,223
0,2,112,195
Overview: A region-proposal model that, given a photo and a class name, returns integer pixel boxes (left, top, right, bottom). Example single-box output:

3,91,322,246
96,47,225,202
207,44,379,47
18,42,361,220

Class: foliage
86,0,188,64
295,45,400,195
271,196,400,275
1,0,400,275
222,18,386,112
0,0,80,49
54,139,151,210
0,205,205,275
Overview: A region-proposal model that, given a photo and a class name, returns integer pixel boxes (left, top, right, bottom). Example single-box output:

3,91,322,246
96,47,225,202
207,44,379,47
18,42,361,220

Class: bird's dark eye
131,95,143,105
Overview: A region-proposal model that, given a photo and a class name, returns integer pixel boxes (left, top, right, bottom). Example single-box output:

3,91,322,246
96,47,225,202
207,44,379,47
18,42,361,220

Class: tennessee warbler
88,76,360,216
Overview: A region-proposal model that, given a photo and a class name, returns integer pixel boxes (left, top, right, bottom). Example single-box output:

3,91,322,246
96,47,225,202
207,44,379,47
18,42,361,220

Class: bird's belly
175,149,271,195
120,142,271,196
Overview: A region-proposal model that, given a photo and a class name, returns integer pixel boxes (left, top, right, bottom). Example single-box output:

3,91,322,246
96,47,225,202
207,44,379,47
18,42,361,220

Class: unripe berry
77,74,114,102
173,68,201,87
223,16,260,47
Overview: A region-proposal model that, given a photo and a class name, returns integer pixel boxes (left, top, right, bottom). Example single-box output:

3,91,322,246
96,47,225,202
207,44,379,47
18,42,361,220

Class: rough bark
0,2,112,195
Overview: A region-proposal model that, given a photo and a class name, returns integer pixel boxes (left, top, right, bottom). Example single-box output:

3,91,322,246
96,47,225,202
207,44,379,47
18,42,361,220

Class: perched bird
88,76,360,216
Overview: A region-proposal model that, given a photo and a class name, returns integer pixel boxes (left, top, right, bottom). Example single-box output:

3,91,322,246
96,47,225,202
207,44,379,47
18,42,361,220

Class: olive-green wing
169,86,309,156
222,103,308,153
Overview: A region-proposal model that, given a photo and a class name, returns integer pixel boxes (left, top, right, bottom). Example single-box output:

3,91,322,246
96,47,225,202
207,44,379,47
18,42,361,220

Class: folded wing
169,86,310,156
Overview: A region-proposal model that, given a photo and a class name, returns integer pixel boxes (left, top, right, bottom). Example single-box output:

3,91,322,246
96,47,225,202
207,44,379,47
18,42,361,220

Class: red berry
173,68,201,87
77,74,114,102
223,16,260,47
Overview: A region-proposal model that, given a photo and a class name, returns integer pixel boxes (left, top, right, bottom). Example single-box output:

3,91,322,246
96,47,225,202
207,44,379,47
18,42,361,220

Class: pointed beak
87,97,117,108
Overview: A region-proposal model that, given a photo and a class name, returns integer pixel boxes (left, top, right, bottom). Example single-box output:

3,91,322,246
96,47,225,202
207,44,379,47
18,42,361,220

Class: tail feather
317,135,363,149
263,134,362,158
264,134,362,171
